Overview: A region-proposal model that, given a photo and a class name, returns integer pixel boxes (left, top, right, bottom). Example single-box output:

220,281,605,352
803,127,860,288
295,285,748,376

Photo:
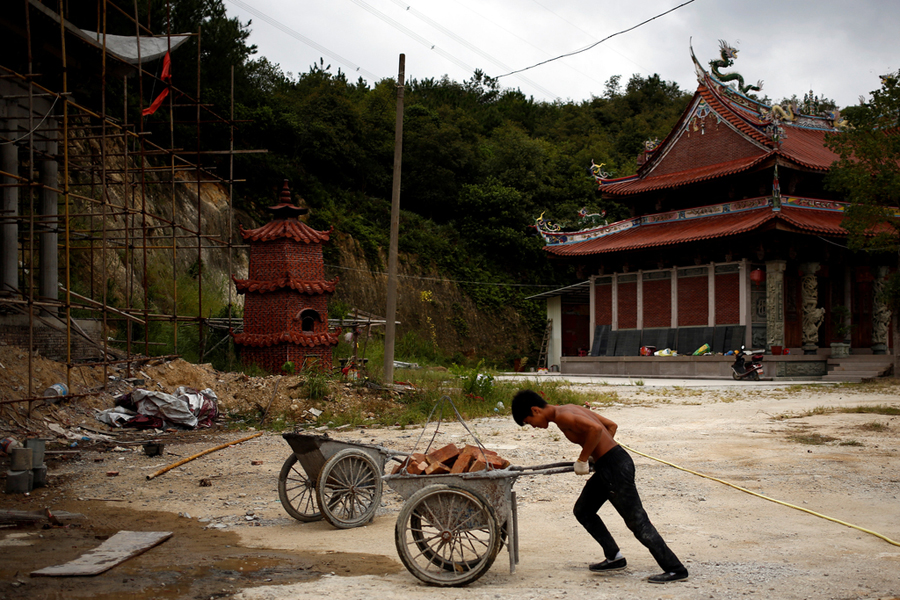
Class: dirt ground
1,348,899,600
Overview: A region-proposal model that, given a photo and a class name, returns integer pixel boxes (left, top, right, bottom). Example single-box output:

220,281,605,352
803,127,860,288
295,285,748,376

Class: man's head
512,389,547,427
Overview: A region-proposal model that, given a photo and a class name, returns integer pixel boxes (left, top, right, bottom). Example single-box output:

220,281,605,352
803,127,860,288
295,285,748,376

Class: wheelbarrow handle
510,461,576,475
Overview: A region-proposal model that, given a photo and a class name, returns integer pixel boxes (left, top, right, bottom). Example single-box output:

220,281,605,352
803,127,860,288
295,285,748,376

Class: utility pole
384,54,405,384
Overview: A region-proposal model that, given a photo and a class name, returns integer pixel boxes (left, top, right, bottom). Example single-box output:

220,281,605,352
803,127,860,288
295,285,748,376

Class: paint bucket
5,470,33,494
32,464,48,488
10,447,33,471
0,438,21,454
25,438,46,465
143,442,164,457
43,383,68,399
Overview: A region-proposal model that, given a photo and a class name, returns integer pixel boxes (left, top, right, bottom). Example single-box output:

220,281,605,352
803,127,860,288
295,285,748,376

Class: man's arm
597,413,617,439
556,407,611,463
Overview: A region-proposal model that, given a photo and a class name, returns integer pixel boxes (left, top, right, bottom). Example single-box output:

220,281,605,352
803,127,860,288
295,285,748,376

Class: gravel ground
4,381,900,600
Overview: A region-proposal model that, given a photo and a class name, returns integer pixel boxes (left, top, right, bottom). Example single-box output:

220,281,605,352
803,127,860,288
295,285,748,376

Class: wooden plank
0,509,84,525
31,531,172,577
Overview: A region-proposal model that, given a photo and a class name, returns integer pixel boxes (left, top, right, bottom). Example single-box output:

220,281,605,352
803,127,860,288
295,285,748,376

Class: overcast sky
222,0,897,109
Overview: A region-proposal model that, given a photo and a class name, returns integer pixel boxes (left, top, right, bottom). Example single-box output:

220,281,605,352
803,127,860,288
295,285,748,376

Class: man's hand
574,460,590,475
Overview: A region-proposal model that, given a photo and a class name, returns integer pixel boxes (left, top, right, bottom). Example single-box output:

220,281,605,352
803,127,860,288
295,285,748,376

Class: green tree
825,70,900,373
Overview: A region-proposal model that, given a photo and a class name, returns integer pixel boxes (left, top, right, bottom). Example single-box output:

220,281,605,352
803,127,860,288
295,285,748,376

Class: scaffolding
0,1,258,408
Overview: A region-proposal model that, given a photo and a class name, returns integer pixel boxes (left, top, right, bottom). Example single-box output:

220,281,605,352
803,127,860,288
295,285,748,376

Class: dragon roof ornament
690,39,849,137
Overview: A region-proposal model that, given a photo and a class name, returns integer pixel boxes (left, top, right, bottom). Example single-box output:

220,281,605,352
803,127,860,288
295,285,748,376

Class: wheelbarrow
379,393,574,586
384,461,573,587
278,432,407,529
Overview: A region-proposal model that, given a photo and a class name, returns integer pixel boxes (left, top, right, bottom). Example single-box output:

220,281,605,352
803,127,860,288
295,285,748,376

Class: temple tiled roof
601,155,770,195
602,72,842,196
545,205,847,257
232,330,341,347
239,220,332,244
232,276,338,294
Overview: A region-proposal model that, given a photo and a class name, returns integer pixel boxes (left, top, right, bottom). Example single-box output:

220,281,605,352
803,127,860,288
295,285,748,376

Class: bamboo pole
146,432,263,480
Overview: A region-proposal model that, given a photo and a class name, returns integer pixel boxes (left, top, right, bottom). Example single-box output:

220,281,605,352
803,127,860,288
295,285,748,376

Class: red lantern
750,268,765,286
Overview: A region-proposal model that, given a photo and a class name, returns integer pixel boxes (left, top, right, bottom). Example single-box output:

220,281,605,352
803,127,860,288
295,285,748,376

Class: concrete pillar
765,260,786,350
611,273,618,330
588,274,596,350
0,86,19,297
872,266,890,354
636,270,643,330
708,262,716,327
37,115,59,311
739,259,750,346
670,266,678,328
800,262,824,354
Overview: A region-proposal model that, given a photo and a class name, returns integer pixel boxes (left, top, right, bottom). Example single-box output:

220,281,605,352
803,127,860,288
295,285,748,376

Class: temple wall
677,274,708,326
617,279,637,328
643,278,671,328
715,271,741,323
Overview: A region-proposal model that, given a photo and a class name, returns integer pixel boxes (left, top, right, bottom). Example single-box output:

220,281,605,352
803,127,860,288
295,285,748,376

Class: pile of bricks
392,443,511,475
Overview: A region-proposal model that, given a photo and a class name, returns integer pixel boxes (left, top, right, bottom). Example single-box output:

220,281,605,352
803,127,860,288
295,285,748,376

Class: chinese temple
534,41,894,379
231,181,340,373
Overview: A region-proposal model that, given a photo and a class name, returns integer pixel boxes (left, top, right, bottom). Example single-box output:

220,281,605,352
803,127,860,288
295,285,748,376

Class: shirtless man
511,389,688,583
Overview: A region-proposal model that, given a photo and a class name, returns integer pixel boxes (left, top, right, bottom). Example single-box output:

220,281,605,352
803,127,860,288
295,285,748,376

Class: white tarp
77,31,190,64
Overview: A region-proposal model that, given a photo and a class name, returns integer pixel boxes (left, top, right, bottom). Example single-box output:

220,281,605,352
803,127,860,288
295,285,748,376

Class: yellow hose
619,443,900,547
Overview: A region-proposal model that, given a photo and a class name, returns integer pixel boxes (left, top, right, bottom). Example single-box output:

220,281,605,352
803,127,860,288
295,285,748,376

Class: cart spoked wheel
395,484,501,587
316,448,383,529
278,454,321,522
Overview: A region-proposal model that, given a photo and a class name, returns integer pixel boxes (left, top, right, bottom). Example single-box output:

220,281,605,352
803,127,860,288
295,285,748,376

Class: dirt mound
0,344,399,441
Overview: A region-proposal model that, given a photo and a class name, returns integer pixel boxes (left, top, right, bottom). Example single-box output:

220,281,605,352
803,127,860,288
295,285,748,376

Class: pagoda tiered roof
232,331,341,347
239,220,332,244
231,275,338,295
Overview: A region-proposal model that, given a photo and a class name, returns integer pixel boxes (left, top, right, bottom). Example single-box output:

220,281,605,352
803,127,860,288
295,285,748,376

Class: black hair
511,389,547,426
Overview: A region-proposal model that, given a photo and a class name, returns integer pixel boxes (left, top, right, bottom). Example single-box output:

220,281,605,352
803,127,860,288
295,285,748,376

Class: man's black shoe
648,569,689,583
589,557,627,572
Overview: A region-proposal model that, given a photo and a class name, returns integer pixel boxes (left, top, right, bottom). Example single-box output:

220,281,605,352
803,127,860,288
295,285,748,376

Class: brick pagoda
231,180,340,373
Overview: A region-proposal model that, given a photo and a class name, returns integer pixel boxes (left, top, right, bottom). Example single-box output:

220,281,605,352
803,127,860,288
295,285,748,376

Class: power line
388,0,560,100
225,0,379,80
347,0,477,76
497,0,699,79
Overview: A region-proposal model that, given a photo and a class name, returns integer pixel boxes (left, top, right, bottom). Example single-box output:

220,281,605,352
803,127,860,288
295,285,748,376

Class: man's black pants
573,445,685,572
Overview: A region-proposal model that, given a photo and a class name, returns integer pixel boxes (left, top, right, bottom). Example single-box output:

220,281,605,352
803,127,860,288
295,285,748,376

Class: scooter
731,346,764,380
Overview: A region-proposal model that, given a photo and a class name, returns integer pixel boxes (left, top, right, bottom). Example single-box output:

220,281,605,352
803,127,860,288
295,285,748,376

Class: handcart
278,432,407,529
385,461,572,587
382,394,573,587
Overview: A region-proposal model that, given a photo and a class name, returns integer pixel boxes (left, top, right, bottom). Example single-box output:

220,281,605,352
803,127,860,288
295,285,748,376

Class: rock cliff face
65,133,534,364
327,232,535,363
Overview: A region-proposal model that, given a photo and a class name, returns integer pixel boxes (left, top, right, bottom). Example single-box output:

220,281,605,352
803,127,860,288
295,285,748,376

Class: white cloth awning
77,30,190,64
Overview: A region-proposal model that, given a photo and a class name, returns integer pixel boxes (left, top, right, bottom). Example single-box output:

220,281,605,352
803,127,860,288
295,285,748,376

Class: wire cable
225,0,379,80
619,442,900,548
497,0,698,79
388,0,560,99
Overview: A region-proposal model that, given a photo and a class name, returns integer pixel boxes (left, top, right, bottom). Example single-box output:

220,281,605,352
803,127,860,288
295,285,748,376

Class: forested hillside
108,0,695,366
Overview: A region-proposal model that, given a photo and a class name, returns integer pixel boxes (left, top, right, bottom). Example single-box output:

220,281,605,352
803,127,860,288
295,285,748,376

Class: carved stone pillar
765,260,786,350
872,266,891,355
800,262,825,355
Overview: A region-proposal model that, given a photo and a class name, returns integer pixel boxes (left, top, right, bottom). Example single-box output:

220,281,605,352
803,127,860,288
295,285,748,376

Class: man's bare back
524,403,619,463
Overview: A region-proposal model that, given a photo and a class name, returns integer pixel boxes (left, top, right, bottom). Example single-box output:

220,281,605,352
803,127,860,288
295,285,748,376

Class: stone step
825,370,883,378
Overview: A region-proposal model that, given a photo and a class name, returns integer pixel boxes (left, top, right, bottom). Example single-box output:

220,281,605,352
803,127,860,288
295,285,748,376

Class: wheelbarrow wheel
277,454,321,522
395,484,501,587
316,448,383,529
